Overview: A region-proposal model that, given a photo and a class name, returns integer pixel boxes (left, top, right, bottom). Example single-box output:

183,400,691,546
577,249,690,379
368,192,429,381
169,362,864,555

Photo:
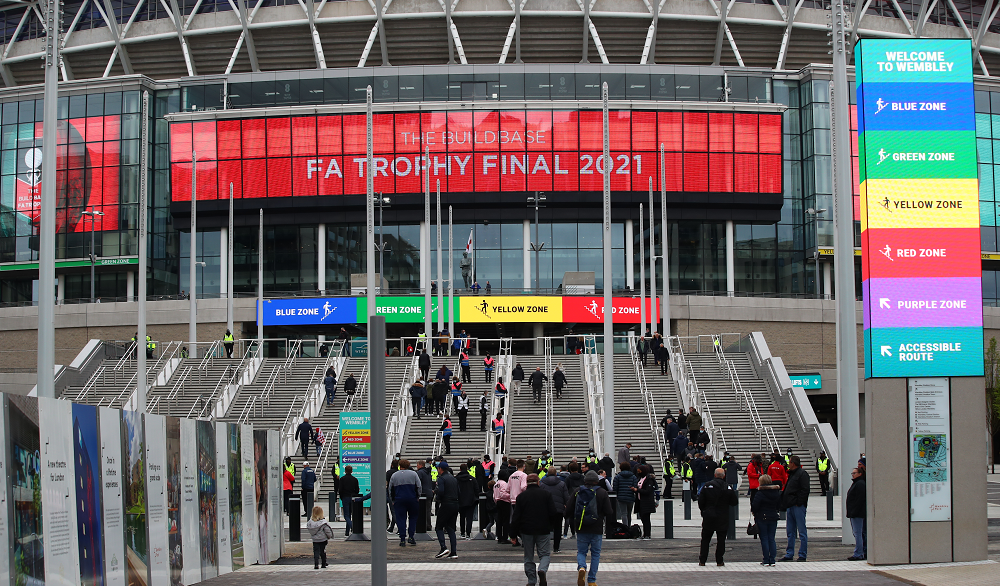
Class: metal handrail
315,362,369,494
626,335,667,478
283,339,302,370
114,340,138,371
482,338,512,462
238,395,257,425
581,334,605,456
196,342,260,420
198,340,223,372
543,337,554,459
73,364,108,402
386,337,428,462
163,365,192,416
279,395,304,448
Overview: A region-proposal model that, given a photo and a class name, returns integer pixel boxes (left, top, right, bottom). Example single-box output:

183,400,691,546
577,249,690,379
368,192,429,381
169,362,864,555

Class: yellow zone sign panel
860,178,979,232
459,296,563,322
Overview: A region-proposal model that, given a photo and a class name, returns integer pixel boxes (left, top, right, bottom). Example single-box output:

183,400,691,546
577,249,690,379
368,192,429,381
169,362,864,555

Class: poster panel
0,395,10,586
121,410,146,586
214,424,232,575
239,425,257,566
339,412,371,497
228,425,243,569
908,377,952,521
252,430,269,564
9,395,43,586
266,431,280,562
97,407,126,586
143,414,168,586
164,419,182,586
197,421,218,579
178,419,198,586
39,397,81,586
71,404,104,586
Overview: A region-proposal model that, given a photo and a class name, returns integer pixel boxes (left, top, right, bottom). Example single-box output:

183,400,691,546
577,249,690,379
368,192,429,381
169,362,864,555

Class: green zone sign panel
367,296,457,323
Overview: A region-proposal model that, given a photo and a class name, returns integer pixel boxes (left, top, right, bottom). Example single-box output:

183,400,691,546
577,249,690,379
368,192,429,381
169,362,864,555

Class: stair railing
195,342,261,420
386,337,427,462
315,361,369,494
721,353,779,455
543,337,555,460
668,340,727,458
627,336,667,477
581,335,605,456
164,365,192,416
484,337,512,463
73,363,108,403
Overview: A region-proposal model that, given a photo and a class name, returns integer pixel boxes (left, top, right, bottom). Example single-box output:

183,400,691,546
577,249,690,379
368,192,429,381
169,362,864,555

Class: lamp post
81,209,105,302
527,192,547,292
375,193,391,288
805,207,827,299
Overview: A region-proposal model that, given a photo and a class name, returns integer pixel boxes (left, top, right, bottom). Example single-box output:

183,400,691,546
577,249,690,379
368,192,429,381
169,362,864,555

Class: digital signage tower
856,38,986,564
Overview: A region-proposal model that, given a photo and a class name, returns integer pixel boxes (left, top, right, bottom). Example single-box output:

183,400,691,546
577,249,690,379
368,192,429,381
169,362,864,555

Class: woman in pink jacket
493,473,511,543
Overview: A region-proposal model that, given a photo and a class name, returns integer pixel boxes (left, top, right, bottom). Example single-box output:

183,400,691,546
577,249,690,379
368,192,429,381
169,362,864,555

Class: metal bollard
328,492,337,523
663,499,673,539
827,491,835,521
606,493,617,538
473,493,490,539
414,495,433,541
346,498,370,541
288,496,301,542
683,488,692,520
727,504,737,540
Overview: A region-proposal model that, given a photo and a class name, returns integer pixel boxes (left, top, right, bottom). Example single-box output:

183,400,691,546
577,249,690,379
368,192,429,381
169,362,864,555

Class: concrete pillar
823,261,832,301
219,228,228,301
625,219,634,292
57,274,65,303
533,322,544,355
725,220,735,296
317,223,326,293
126,271,135,301
420,221,428,293
523,219,531,290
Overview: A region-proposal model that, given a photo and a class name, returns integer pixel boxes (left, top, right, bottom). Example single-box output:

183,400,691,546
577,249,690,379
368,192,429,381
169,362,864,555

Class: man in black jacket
778,455,811,561
511,474,558,586
846,467,867,560
528,367,548,404
338,465,360,536
434,463,460,559
565,471,614,586
697,469,739,566
295,418,312,458
419,350,431,382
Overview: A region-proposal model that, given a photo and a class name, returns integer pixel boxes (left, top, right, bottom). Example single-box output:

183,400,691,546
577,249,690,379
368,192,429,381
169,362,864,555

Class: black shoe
321,564,328,568
435,548,450,559
538,570,547,586
408,538,417,546
796,558,807,562
698,562,706,566
447,553,458,559
778,557,794,562
314,566,319,570
399,540,407,547
847,556,862,561
717,562,725,567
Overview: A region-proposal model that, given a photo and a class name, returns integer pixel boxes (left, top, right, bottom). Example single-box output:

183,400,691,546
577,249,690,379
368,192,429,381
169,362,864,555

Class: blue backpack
574,486,600,530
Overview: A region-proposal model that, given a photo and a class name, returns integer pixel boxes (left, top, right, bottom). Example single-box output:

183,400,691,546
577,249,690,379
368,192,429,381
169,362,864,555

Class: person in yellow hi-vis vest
223,329,235,358
816,451,832,496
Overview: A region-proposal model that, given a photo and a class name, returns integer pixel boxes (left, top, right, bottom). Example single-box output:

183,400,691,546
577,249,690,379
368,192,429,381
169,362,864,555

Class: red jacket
747,461,764,490
767,461,788,489
283,469,295,491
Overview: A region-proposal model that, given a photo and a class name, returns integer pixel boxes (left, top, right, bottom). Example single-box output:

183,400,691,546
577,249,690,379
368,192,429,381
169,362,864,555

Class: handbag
746,521,759,537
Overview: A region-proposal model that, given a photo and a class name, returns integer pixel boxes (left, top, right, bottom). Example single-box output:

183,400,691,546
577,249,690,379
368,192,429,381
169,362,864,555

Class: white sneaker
435,549,450,559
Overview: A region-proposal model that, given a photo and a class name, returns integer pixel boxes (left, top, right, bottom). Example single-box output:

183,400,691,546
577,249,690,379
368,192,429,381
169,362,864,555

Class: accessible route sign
259,295,659,326
856,39,984,378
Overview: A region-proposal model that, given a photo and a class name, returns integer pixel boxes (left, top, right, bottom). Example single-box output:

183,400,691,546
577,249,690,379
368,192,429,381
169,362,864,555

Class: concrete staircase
685,351,823,492
505,356,590,464
609,354,681,473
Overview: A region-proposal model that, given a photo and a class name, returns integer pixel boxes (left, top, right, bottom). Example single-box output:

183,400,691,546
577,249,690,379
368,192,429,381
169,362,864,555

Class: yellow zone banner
860,178,980,232
341,429,369,437
459,296,563,322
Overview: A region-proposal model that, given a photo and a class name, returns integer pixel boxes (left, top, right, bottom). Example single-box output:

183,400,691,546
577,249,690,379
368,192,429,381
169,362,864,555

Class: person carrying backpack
565,470,613,586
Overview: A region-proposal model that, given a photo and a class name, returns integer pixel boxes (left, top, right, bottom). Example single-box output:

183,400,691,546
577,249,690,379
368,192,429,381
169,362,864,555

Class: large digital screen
169,110,782,200
857,38,983,378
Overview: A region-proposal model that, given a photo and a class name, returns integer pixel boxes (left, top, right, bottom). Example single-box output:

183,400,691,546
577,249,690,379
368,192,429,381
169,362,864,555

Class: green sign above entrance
789,374,822,390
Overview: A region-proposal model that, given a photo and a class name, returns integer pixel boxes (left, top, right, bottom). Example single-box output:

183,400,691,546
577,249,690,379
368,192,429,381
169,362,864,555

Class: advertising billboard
856,38,984,378
169,110,781,200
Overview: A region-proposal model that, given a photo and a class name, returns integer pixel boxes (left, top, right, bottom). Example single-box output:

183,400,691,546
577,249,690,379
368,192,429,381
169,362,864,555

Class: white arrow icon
881,345,892,357
879,298,891,309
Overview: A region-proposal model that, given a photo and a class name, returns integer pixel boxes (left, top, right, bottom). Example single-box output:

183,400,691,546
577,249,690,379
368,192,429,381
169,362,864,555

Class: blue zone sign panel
259,298,358,326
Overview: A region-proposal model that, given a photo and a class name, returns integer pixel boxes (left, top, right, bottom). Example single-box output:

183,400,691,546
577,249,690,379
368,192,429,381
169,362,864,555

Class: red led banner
170,110,781,201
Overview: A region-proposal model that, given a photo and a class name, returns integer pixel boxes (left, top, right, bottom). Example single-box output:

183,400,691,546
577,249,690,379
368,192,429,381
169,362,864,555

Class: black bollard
473,493,490,539
346,499,370,541
683,486,692,520
727,504,737,540
606,494,617,538
827,491,835,521
663,499,673,539
288,496,301,542
413,495,433,541
328,492,337,523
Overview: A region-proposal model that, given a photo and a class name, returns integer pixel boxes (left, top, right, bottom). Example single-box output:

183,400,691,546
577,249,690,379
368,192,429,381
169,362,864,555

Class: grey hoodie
307,518,335,542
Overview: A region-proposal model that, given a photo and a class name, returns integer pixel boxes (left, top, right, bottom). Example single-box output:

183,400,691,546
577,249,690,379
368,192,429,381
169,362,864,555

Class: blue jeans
757,519,778,564
576,532,603,583
784,505,808,559
850,517,867,558
342,498,353,535
393,498,420,541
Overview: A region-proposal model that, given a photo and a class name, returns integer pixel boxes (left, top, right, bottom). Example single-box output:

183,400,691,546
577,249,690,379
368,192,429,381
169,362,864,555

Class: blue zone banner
259,298,358,326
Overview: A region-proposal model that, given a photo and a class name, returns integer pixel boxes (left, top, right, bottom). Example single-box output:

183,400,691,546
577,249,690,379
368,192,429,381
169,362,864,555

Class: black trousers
312,540,328,567
639,351,647,366
699,521,728,564
225,342,234,358
551,517,563,551
301,489,313,515
458,409,468,431
443,435,451,453
819,473,830,495
532,387,542,402
660,359,668,375
284,489,292,514
459,505,475,536
640,511,652,538
495,501,511,541
462,365,471,382
411,397,422,417
663,475,674,499
480,410,488,431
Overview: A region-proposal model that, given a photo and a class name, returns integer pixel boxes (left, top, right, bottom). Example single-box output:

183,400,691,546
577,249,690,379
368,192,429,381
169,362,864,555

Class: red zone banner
562,296,662,323
14,116,121,233
169,110,782,201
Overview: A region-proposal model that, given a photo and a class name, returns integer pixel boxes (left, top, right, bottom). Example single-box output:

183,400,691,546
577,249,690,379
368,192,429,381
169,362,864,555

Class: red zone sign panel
169,110,782,200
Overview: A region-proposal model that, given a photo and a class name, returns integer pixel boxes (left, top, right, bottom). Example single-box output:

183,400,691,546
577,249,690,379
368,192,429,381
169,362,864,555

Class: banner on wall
144,414,168,586
98,406,126,586
856,38,983,378
214,423,232,575
197,421,218,580
459,296,562,323
339,412,372,498
239,426,257,567
9,396,43,586
164,419,181,586
266,431,280,563
39,397,81,586
252,431,269,565
908,378,952,521
0,397,9,586
121,409,147,586
178,419,198,586
227,425,243,570
72,404,104,586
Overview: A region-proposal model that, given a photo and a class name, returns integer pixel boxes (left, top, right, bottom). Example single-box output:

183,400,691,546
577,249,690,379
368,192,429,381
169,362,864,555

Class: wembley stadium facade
3,0,1000,339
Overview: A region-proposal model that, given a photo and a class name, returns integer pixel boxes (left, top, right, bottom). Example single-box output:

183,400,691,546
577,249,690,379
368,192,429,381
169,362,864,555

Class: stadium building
3,0,1000,417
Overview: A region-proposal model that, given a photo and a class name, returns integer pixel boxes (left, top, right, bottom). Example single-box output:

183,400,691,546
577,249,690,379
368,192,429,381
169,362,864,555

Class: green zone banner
365,296,459,323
